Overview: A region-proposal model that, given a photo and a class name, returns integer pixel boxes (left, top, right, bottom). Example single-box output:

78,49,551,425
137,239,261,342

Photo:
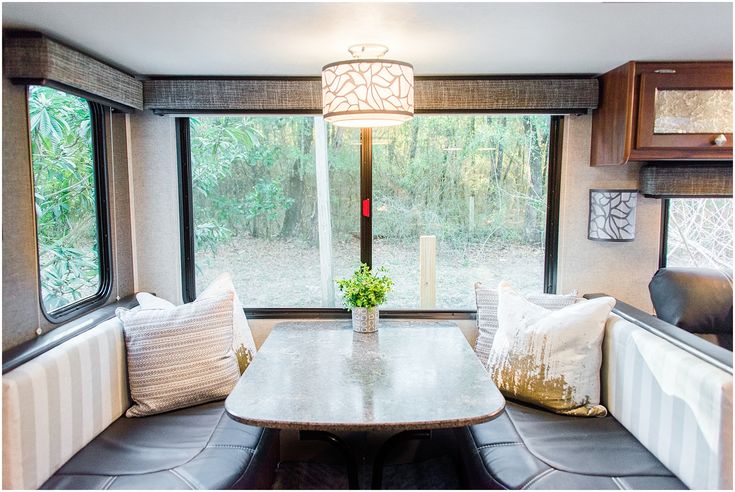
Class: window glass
28,86,102,313
372,115,552,309
190,116,360,307
665,198,733,270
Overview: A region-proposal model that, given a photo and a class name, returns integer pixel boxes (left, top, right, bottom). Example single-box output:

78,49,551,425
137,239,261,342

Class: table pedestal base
298,430,359,489
298,429,433,489
371,430,431,489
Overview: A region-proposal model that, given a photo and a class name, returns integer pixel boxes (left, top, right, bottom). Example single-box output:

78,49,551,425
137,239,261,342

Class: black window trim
659,198,671,269
28,86,113,323
178,114,563,319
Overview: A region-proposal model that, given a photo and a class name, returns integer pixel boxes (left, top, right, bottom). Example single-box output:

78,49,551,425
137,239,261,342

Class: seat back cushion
649,267,733,335
2,318,130,490
602,315,733,490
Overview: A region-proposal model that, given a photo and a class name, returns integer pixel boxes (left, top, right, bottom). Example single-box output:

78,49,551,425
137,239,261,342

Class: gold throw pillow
488,281,615,417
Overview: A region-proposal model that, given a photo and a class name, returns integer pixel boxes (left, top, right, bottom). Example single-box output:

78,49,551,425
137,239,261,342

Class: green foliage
28,86,100,311
191,117,307,243
336,263,394,308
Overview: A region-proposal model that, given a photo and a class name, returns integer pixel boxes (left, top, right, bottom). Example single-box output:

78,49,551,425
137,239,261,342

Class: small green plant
336,263,394,309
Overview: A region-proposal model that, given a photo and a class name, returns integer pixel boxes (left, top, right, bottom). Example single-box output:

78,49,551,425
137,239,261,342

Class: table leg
371,430,431,490
299,430,360,489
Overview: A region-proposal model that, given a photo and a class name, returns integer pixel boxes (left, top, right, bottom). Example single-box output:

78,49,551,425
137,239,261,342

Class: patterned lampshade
322,49,414,128
588,189,638,241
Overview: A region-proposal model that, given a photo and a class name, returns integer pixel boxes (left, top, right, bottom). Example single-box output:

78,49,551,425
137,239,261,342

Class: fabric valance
144,77,599,114
639,163,733,198
3,32,143,112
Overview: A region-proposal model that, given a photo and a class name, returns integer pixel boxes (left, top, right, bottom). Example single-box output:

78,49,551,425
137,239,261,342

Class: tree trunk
280,119,313,238
523,117,546,244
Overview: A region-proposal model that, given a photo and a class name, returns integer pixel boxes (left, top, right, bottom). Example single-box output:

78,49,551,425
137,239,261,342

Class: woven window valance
143,77,598,114
3,32,143,112
639,163,733,198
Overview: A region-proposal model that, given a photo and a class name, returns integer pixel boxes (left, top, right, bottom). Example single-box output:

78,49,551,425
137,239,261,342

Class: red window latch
362,198,371,218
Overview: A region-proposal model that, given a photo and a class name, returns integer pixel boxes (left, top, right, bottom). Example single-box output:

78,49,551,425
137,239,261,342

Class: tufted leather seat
457,401,685,490
41,401,279,490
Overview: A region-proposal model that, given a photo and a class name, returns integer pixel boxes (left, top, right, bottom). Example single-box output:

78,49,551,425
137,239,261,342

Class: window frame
28,86,113,323
178,114,564,318
659,198,671,269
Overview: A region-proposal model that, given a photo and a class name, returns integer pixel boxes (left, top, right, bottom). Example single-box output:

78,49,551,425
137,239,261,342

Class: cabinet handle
714,134,728,146
654,69,677,74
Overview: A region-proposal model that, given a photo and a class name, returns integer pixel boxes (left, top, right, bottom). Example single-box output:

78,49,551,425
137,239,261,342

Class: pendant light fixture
322,44,414,128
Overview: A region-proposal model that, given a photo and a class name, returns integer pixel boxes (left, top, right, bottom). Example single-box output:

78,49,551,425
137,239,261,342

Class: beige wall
128,112,183,304
2,78,135,350
557,114,662,312
2,78,42,349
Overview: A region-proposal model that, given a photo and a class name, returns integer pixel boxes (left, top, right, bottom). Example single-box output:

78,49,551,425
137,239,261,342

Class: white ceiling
2,2,732,77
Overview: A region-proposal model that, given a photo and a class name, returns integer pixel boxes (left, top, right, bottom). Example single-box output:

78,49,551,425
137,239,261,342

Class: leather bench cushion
41,401,278,490
458,401,686,490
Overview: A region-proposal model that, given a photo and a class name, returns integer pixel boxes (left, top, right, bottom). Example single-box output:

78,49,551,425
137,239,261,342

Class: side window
663,198,733,270
28,85,110,318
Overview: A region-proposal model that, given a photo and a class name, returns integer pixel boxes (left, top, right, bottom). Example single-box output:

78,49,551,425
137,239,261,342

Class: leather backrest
2,318,130,490
649,267,733,335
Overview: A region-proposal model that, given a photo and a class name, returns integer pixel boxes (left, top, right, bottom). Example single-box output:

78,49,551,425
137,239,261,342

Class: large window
28,86,109,317
663,198,733,270
181,114,559,311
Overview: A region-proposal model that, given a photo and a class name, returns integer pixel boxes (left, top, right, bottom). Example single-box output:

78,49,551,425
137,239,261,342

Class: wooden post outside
468,195,476,233
314,116,335,307
419,235,436,308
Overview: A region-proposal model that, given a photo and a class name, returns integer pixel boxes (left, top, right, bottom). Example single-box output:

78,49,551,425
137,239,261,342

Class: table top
225,321,505,431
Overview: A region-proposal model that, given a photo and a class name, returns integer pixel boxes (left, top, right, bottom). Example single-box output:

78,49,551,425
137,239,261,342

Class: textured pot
351,307,379,333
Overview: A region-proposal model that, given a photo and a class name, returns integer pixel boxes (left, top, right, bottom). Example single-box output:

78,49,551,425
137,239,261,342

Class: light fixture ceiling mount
322,44,414,128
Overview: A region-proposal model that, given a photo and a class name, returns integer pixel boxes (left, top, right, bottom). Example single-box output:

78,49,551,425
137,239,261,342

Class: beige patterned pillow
488,281,614,417
474,282,578,368
118,292,240,417
135,274,257,374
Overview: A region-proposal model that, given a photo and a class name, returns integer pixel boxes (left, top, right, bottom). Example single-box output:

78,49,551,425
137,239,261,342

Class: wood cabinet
591,61,732,166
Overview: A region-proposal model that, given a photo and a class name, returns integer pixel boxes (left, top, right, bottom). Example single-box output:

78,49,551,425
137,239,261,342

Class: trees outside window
665,198,733,271
28,86,104,313
187,115,554,309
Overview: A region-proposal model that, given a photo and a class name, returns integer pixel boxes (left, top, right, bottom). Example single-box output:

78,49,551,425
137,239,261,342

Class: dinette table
225,320,505,489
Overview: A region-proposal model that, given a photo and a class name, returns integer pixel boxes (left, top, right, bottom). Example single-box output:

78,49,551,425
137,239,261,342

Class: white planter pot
351,307,379,333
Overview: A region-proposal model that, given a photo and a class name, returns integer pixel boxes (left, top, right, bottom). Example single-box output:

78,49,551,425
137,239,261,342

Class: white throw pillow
198,273,257,373
118,291,240,417
474,282,578,368
136,291,175,310
487,281,615,417
135,274,257,374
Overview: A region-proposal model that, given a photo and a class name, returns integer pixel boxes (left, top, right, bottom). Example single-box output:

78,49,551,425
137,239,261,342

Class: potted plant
337,263,394,333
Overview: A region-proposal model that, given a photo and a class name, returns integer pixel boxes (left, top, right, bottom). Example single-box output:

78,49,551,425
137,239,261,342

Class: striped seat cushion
2,318,129,490
602,315,733,490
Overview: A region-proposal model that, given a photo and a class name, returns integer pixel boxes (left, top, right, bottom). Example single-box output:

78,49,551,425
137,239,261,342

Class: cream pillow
474,282,578,368
135,273,257,373
198,273,257,373
488,281,615,417
118,292,240,417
